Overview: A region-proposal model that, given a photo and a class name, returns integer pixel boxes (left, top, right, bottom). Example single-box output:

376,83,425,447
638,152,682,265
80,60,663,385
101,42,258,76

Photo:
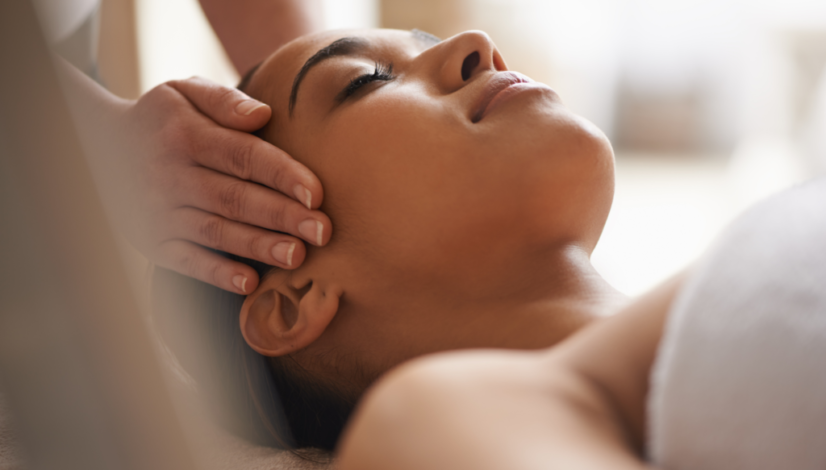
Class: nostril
461,51,480,81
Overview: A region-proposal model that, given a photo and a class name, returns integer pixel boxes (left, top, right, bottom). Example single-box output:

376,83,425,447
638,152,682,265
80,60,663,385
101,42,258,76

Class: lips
471,71,535,123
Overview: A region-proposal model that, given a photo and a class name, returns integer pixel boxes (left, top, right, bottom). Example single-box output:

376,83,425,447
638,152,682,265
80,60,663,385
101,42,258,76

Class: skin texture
236,29,626,395
56,1,326,294
337,273,686,470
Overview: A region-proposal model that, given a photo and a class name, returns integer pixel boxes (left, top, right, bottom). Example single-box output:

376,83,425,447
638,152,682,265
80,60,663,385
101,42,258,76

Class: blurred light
137,0,237,90
322,0,378,30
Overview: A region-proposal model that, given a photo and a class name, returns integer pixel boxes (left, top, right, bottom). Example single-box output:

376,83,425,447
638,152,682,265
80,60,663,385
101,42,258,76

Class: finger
179,167,332,246
154,239,260,294
170,207,307,269
167,76,271,132
191,128,324,210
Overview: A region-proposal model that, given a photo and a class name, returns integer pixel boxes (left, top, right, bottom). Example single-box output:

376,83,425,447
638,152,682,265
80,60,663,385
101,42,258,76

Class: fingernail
272,242,296,267
232,275,248,293
235,100,267,116
299,219,324,246
293,184,312,209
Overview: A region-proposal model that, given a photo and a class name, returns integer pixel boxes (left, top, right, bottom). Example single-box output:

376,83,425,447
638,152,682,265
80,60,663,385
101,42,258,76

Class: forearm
199,0,323,75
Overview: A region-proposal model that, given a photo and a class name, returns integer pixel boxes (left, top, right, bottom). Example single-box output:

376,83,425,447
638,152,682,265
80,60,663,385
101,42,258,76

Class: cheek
478,105,616,236
537,114,615,223
298,91,614,285
306,95,525,277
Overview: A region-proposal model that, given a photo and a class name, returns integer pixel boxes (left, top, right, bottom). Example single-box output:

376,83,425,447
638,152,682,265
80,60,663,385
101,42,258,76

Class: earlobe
239,277,342,357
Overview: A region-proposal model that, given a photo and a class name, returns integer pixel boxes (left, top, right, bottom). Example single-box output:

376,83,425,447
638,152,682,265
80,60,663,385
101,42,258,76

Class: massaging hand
101,77,330,294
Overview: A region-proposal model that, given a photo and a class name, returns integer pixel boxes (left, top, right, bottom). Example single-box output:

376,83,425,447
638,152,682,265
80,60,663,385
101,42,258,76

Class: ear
239,274,343,357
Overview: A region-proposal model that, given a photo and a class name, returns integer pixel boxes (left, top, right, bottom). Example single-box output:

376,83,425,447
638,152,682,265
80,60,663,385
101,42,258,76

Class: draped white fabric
649,179,826,469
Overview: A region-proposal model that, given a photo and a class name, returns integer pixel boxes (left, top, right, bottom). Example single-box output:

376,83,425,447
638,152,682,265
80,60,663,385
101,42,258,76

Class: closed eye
336,62,395,101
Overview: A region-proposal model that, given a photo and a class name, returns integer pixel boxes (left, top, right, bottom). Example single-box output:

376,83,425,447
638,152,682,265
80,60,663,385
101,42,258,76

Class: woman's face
244,29,615,382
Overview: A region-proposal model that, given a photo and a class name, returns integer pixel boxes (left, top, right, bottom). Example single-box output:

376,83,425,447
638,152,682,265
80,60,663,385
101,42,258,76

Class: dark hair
237,62,262,96
151,256,356,454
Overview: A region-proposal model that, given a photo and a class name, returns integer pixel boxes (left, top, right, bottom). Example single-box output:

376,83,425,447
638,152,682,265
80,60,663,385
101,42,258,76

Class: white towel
648,178,826,470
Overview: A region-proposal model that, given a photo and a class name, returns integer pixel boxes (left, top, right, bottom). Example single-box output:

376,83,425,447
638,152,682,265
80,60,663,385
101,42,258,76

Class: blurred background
106,0,826,296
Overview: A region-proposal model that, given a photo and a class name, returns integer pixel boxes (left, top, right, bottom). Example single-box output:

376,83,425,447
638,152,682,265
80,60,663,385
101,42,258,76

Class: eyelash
339,62,394,100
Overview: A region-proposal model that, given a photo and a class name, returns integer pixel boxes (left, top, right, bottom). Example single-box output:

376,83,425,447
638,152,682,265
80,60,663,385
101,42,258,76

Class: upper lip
471,72,532,123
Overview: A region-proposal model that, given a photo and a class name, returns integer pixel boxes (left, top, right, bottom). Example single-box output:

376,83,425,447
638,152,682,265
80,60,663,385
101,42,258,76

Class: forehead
250,29,428,115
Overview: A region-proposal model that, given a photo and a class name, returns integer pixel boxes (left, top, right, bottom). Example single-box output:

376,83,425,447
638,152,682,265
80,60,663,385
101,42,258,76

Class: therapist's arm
56,58,330,294
338,275,685,470
199,0,323,75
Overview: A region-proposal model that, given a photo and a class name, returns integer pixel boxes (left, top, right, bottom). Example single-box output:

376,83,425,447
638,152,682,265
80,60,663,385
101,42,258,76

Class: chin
573,113,613,152
558,110,614,165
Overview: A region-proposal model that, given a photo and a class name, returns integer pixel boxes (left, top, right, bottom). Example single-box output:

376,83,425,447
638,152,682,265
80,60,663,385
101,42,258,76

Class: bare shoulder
337,274,687,470
542,272,687,448
337,348,553,470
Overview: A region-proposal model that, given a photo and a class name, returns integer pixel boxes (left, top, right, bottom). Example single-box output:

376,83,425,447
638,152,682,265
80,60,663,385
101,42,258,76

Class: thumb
167,76,271,132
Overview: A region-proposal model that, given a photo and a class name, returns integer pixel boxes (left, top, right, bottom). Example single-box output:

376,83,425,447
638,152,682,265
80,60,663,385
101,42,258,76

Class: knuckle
140,84,181,119
176,248,198,277
155,82,186,106
269,205,288,230
267,163,286,188
177,127,199,155
198,216,226,248
145,101,199,157
208,85,239,113
148,82,172,98
160,115,189,145
208,262,223,287
177,76,208,93
175,245,221,287
219,182,248,219
227,142,255,179
158,120,198,163
246,234,266,258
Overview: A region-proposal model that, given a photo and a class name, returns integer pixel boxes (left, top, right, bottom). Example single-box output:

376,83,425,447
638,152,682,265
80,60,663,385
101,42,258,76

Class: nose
424,30,507,94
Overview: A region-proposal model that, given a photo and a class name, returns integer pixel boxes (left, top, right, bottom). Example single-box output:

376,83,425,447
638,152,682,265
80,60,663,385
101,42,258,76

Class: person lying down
338,178,826,470
152,27,628,454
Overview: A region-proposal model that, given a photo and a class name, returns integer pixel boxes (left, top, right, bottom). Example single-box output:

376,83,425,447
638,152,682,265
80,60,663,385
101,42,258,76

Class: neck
332,244,627,387
369,245,626,363
446,244,627,351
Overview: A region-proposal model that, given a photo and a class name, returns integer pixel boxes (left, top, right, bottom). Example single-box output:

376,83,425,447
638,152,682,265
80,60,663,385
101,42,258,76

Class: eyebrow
289,37,369,116
288,31,443,117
